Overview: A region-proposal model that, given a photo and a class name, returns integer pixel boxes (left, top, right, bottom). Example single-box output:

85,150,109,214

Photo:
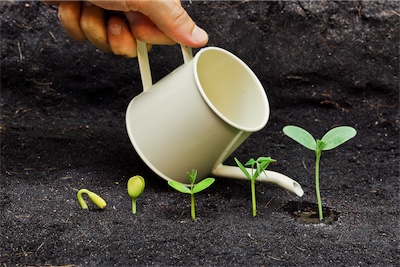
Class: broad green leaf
193,178,215,193
168,180,191,194
234,158,252,180
320,126,357,150
283,126,317,151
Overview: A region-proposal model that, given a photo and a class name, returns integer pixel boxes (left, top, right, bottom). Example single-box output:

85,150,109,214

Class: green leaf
257,156,275,162
193,178,215,194
257,160,273,178
187,169,197,185
235,158,252,180
283,125,317,151
245,158,257,166
168,180,191,194
257,157,276,169
320,126,357,150
253,163,264,180
245,158,258,180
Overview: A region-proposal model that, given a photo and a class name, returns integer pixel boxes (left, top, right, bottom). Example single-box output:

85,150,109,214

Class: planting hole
282,201,340,224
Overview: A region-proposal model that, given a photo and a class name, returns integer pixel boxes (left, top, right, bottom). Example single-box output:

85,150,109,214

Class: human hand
42,0,208,57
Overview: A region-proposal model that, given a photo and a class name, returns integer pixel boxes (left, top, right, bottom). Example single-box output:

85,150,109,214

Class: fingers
58,1,86,42
107,16,138,57
47,0,209,58
80,2,112,53
124,12,176,45
88,0,208,47
57,1,140,57
58,1,112,53
133,1,208,48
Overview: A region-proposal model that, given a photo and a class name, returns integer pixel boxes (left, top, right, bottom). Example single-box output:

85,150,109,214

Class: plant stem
132,198,137,214
77,189,89,210
315,150,323,221
191,194,196,220
251,180,256,217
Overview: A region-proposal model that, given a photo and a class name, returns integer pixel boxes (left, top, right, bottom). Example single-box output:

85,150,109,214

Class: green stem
315,150,323,221
132,198,137,214
191,193,196,220
251,180,256,217
77,189,90,210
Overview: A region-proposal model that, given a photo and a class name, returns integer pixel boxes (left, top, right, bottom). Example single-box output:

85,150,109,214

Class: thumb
135,1,208,47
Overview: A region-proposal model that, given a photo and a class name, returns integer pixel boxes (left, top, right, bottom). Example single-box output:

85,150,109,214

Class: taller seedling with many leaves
283,125,357,221
234,157,276,217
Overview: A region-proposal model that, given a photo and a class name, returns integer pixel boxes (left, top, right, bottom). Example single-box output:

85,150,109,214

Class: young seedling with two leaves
283,125,357,222
168,169,215,220
234,157,276,217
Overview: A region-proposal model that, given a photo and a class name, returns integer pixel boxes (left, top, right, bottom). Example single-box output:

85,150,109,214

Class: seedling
168,169,215,220
234,157,276,217
77,189,107,210
283,125,357,221
127,175,145,214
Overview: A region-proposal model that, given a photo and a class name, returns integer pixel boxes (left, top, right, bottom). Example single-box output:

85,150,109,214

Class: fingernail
109,24,122,35
192,26,208,44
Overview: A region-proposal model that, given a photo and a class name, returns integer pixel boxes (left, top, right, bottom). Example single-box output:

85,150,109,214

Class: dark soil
282,201,340,224
1,1,399,266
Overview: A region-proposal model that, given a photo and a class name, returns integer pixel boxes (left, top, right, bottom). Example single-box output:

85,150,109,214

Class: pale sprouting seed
127,175,145,214
77,189,107,210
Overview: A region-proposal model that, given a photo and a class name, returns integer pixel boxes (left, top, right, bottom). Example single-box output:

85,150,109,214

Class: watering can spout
212,165,304,197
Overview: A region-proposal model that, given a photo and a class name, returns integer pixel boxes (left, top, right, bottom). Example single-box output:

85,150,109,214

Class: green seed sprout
234,157,277,217
168,169,215,220
127,175,145,214
283,125,357,221
77,189,107,210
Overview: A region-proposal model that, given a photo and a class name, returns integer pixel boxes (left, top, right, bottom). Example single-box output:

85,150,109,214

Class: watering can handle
137,40,193,91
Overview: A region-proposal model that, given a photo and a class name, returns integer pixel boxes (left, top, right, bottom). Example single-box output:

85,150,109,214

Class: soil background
1,1,399,266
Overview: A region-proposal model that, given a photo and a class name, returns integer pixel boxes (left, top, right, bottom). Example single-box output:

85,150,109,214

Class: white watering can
126,41,303,197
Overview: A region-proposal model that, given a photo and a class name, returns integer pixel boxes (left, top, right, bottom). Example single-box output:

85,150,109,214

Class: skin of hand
42,0,208,57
